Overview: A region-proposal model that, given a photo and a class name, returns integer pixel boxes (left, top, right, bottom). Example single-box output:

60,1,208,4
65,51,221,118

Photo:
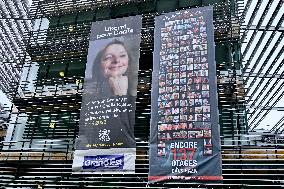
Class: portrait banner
73,16,142,174
149,7,222,182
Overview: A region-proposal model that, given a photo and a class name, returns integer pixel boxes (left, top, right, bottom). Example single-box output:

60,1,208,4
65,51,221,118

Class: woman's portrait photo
84,37,139,98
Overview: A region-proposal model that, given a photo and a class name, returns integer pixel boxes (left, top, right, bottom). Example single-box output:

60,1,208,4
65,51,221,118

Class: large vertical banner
149,7,222,181
73,16,142,173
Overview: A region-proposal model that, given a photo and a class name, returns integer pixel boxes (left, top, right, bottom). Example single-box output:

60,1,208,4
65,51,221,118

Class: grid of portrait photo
157,10,213,157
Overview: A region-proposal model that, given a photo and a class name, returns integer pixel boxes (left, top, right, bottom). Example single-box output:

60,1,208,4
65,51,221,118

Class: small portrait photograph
159,87,165,94
180,100,188,107
204,138,212,146
204,129,212,138
203,106,210,113
158,94,164,101
201,37,207,44
195,98,202,106
200,25,206,33
158,116,165,123
194,64,202,70
160,60,167,66
172,57,179,65
173,116,179,123
158,124,166,131
194,57,201,63
160,49,167,56
200,49,207,56
171,124,178,130
161,32,168,38
187,84,192,91
188,99,194,106
172,107,179,115
203,123,211,129
159,81,166,88
195,107,203,114
180,107,187,115
193,45,202,51
187,58,194,64
192,36,199,45
166,59,173,66
187,64,194,71
165,108,171,115
195,92,201,98
201,70,208,76
158,140,166,148
194,51,201,57
181,93,187,99
160,55,167,61
188,114,194,121
180,53,187,59
201,30,207,37
166,86,173,93
195,84,202,91
180,40,187,47
166,66,173,73
187,51,194,58
188,131,196,138
173,79,179,85
180,115,187,122
173,72,180,79
158,101,165,109
196,114,203,121
203,98,209,105
158,109,166,116
202,63,209,70
161,43,167,49
180,72,187,78
165,101,173,108
172,93,179,100
180,122,187,129
180,130,188,139
166,115,173,123
201,55,207,63
174,100,179,107
202,44,207,50
193,26,199,34
188,93,195,101
158,147,166,156
180,85,186,92
180,65,187,72
173,66,180,72
194,70,201,77
180,58,186,65
173,85,179,92
188,122,193,129
166,79,172,86
196,130,203,138
202,91,209,98
167,73,173,80
194,77,202,84
165,93,171,100
202,76,209,83
167,42,173,48
204,147,213,156
187,78,193,85
202,84,209,90
203,113,210,122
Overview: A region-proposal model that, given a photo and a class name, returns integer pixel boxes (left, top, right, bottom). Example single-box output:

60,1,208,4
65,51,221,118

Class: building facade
1,0,283,188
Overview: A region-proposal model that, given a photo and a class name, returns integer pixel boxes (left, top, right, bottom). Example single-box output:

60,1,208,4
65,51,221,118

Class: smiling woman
92,39,134,96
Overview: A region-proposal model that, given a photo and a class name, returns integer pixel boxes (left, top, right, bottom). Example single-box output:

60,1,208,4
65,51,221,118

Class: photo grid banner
149,7,222,182
72,16,142,174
